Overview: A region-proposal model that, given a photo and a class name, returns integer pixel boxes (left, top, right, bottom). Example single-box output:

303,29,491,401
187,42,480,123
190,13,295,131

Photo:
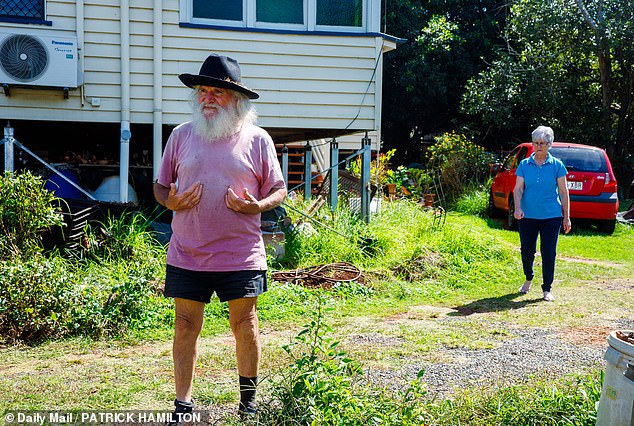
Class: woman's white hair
531,126,554,144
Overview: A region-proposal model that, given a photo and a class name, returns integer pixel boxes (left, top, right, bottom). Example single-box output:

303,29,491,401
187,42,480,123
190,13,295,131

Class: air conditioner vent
0,34,49,82
0,30,79,89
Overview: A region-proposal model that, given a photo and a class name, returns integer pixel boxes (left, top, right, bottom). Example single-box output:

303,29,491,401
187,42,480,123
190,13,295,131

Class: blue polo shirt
515,153,567,219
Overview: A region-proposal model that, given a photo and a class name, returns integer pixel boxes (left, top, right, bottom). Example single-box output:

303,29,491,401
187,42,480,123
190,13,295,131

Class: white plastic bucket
92,175,138,203
596,330,634,426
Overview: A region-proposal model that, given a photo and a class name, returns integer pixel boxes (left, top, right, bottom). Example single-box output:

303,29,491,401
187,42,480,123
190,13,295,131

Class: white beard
192,101,241,142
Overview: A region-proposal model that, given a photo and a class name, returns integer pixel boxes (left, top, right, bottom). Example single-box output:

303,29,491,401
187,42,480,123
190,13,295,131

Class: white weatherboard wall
0,0,395,135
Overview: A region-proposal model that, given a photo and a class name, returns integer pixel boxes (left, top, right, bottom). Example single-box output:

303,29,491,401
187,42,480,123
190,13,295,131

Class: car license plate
567,181,583,190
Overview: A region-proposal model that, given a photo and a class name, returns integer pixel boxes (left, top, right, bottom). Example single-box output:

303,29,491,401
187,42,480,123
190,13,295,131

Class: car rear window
550,147,607,172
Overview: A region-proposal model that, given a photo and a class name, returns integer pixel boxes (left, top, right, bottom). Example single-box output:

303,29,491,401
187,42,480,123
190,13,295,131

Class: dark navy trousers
517,217,563,292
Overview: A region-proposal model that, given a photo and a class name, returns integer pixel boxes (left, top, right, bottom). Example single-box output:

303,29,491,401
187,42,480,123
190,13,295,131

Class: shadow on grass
484,217,505,230
449,292,543,316
484,215,616,236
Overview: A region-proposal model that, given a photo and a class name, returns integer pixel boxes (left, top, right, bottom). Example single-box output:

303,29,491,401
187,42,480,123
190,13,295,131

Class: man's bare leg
173,297,205,403
228,297,260,413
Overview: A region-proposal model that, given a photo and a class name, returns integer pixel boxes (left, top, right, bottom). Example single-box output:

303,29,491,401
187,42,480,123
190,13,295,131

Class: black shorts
164,264,267,303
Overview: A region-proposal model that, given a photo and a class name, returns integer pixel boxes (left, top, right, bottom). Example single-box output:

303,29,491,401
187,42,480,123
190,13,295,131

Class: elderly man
153,53,286,420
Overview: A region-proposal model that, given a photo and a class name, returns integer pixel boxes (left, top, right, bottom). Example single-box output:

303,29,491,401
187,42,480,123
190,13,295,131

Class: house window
0,0,45,20
316,0,362,27
193,0,243,22
257,0,303,24
187,0,364,31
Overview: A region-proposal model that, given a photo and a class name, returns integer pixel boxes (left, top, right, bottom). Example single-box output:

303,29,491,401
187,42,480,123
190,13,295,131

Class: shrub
348,148,397,187
81,211,162,262
0,256,79,340
71,212,167,337
451,184,489,216
95,266,164,336
426,132,493,203
407,168,435,198
0,211,167,342
0,171,64,258
260,297,430,425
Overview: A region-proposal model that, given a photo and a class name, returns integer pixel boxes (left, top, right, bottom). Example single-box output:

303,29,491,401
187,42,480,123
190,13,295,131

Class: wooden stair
275,144,323,195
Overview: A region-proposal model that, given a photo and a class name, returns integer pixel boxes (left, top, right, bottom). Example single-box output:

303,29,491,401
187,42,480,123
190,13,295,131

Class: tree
381,0,508,165
575,0,634,189
462,0,633,189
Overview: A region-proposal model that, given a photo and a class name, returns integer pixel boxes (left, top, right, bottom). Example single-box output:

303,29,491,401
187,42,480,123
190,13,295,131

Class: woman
514,126,571,301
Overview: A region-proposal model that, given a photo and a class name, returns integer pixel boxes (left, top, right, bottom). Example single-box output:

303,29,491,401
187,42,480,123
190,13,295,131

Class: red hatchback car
489,142,619,234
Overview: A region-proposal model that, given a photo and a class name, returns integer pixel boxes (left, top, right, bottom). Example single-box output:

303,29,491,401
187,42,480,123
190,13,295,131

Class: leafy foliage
452,184,489,217
0,205,167,342
348,148,397,186
0,171,64,258
461,0,634,186
424,372,602,425
407,168,435,198
260,297,430,424
426,132,493,202
0,256,79,341
381,0,508,165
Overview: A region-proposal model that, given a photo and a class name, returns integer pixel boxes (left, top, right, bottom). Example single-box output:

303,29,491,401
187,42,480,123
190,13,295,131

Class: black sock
239,375,258,409
174,399,194,413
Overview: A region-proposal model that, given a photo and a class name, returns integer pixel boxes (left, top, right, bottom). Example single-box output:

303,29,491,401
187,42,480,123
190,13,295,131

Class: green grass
421,372,602,425
1,199,633,424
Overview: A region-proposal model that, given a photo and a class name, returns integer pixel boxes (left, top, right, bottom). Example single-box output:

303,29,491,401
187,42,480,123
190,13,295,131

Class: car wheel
505,198,518,230
488,191,503,218
596,219,616,235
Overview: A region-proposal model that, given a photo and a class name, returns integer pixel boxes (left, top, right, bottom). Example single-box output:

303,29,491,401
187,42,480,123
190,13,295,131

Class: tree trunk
596,46,615,157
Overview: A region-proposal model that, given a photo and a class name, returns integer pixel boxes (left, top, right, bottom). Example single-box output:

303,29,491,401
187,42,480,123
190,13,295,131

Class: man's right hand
158,182,203,211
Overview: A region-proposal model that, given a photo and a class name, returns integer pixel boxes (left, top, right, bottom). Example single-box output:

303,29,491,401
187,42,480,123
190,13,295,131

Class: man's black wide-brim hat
179,53,259,100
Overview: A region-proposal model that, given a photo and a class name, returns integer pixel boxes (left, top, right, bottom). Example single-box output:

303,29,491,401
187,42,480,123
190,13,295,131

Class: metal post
281,145,289,189
303,142,312,201
329,139,339,211
4,122,14,173
361,132,372,223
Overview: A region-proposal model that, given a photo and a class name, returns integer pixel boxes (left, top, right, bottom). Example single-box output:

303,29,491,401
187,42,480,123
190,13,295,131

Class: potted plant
385,166,411,198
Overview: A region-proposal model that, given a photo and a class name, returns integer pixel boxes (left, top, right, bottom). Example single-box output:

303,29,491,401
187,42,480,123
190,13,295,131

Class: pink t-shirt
157,122,285,271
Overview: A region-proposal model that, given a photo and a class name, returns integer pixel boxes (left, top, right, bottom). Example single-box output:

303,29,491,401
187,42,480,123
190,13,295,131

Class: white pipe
76,0,84,106
119,0,131,202
374,38,383,152
153,1,163,180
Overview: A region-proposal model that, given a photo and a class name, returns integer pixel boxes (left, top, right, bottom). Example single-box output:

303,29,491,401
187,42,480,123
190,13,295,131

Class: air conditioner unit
0,31,79,89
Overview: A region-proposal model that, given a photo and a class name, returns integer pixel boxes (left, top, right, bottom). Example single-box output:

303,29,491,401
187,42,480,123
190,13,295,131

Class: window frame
253,0,307,30
184,0,248,28
181,0,366,32
0,0,50,25
314,0,365,32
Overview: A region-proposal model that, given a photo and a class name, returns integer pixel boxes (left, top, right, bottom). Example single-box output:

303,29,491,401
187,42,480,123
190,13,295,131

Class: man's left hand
225,187,261,214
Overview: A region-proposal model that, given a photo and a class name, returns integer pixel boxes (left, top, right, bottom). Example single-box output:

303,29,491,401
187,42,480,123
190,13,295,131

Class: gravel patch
617,318,634,330
348,333,405,347
365,327,605,398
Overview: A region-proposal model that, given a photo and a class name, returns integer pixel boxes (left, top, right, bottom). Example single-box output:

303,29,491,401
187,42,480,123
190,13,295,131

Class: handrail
2,138,96,200
282,134,373,223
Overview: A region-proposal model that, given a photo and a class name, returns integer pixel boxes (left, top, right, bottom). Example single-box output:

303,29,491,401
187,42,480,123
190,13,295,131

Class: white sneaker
519,280,532,294
543,291,555,302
